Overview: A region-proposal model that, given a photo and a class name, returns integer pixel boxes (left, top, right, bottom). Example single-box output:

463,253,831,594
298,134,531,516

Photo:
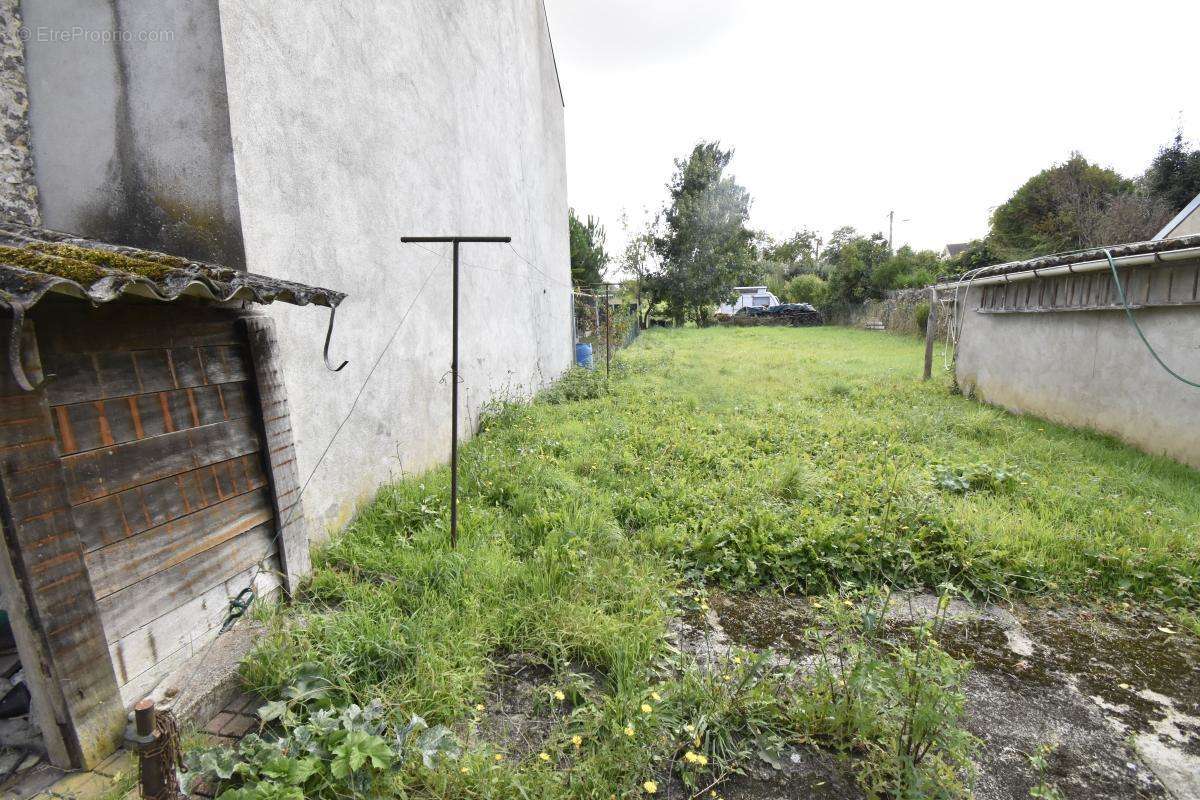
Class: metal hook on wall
4,301,42,392
323,304,349,372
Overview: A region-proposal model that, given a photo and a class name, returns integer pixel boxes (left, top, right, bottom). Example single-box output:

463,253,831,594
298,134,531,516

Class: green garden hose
1104,249,1200,389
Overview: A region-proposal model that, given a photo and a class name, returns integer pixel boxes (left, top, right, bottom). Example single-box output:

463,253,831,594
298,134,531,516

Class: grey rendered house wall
955,264,1200,469
217,1,573,533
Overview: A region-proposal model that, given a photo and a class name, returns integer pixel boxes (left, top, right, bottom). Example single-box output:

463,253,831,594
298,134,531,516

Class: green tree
783,273,828,306
654,141,756,324
617,211,661,328
946,239,1005,273
1145,130,1200,213
763,229,823,276
569,209,609,287
989,153,1133,258
872,246,943,292
824,230,891,305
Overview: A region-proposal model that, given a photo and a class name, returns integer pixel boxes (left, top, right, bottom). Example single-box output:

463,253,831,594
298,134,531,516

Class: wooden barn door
34,300,289,710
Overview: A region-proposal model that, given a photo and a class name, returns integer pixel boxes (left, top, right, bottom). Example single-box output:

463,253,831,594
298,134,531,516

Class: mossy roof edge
0,221,346,311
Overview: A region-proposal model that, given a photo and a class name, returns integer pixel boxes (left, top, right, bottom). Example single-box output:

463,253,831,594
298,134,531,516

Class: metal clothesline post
605,283,611,377
400,235,511,549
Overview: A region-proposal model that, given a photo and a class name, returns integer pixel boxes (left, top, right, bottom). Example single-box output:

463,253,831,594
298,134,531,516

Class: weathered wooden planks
32,300,244,354
0,317,126,769
60,418,261,505
96,521,276,644
110,560,281,704
72,454,268,551
43,345,250,406
241,316,310,596
50,381,254,455
85,488,274,599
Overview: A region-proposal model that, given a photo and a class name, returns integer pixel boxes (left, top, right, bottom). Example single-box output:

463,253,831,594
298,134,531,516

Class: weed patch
218,327,1198,799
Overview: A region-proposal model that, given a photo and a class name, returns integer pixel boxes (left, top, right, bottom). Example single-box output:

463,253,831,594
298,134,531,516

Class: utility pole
888,211,911,252
400,235,511,549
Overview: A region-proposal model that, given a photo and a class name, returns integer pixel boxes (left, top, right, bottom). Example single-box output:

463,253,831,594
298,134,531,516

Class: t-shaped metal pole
401,236,511,548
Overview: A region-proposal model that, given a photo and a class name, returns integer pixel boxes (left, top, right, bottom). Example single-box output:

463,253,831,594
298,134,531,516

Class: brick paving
189,691,262,799
4,692,262,800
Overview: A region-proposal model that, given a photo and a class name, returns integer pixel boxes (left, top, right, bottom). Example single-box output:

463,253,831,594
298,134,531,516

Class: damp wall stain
19,1,245,267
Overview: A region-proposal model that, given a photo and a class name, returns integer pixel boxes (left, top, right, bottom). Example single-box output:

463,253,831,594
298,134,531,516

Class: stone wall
0,0,39,225
824,288,951,338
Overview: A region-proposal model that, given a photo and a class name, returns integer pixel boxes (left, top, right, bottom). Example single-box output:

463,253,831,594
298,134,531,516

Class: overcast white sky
544,0,1199,261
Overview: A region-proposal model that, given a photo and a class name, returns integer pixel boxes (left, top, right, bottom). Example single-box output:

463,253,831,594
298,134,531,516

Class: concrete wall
19,0,244,266
1168,208,1200,238
956,274,1200,468
217,1,572,533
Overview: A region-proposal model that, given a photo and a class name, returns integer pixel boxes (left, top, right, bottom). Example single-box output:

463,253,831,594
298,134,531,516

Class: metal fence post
605,284,611,377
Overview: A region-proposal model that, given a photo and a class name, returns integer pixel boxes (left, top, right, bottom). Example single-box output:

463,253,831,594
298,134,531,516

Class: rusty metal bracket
323,304,349,372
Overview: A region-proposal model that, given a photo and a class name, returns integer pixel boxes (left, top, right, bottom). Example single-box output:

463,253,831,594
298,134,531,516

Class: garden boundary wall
953,244,1200,469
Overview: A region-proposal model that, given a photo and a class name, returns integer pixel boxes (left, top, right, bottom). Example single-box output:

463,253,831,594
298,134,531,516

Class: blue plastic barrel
575,342,594,369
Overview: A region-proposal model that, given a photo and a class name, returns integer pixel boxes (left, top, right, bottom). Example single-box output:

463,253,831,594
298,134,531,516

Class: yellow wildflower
641,703,653,714
460,766,470,774
494,754,504,762
733,656,742,665
651,691,662,702
571,735,583,747
696,754,708,766
624,724,636,737
643,780,658,794
684,751,699,763
474,703,485,712
538,752,551,762
554,690,566,701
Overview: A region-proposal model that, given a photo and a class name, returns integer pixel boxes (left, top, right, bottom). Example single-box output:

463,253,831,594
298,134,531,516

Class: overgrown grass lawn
232,326,1199,799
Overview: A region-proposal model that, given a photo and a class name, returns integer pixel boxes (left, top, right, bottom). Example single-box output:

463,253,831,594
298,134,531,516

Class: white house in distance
717,285,781,315
1155,191,1200,239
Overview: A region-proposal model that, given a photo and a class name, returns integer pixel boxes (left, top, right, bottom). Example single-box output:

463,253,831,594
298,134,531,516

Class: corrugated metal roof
0,221,345,312
961,233,1200,281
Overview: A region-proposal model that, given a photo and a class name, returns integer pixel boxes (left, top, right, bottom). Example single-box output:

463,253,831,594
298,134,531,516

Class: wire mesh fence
572,286,639,374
